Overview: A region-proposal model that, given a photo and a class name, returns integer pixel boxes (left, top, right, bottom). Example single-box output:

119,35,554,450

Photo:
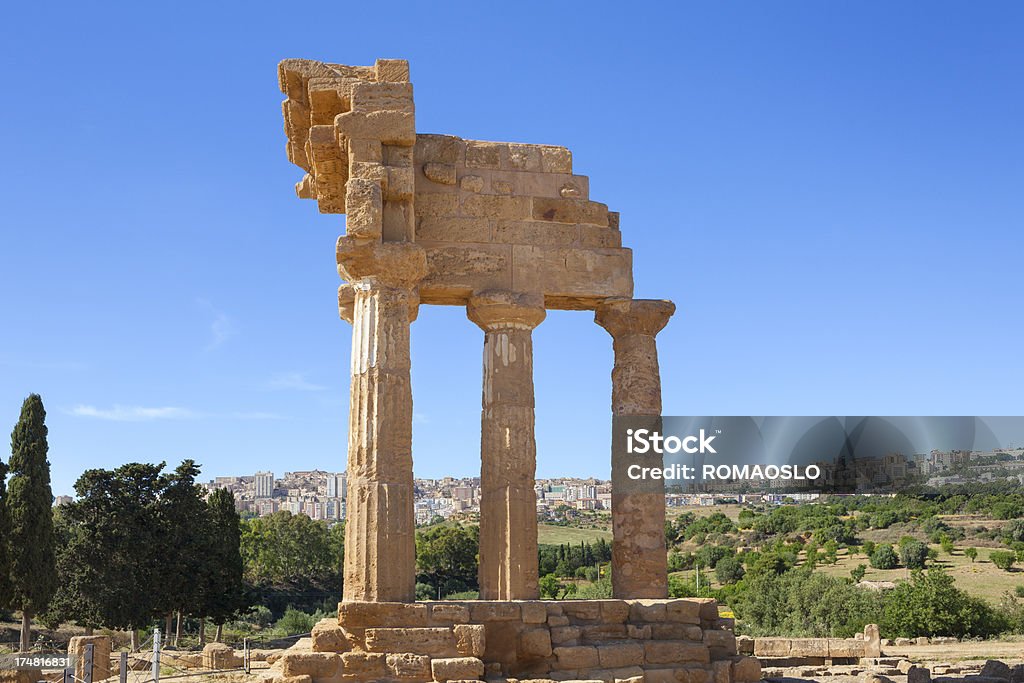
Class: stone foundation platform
262,598,761,683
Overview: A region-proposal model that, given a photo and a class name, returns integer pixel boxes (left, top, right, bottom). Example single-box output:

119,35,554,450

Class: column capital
595,298,675,338
467,290,546,331
339,283,418,323
336,236,426,290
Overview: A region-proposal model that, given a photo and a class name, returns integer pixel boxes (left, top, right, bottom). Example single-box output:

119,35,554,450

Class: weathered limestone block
580,624,628,643
520,602,549,625
375,58,410,83
335,110,416,146
420,243,514,303
203,643,243,670
460,194,531,220
652,623,703,641
511,245,633,306
494,220,579,247
630,600,667,623
365,627,458,656
423,162,457,185
430,603,472,625
454,624,487,657
597,643,645,669
417,217,491,243
533,198,609,226
461,175,485,193
789,638,827,658
68,635,112,682
550,626,582,646
280,652,340,679
520,629,554,658
339,601,429,628
827,638,865,658
312,618,351,652
908,666,932,683
387,653,431,679
553,646,600,670
643,642,710,666
469,602,523,622
627,624,652,640
735,636,754,656
703,630,737,657
711,660,731,683
340,652,387,679
732,656,762,683
431,656,485,681
562,601,602,622
466,142,503,169
540,146,572,173
754,638,792,657
597,600,631,624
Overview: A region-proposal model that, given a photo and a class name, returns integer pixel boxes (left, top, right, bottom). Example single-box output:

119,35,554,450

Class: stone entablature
267,598,760,683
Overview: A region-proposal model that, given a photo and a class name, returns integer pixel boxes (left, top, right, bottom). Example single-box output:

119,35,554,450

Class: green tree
990,550,1016,572
200,489,248,633
153,460,208,633
539,573,565,600
899,540,929,570
862,540,877,558
964,547,978,563
715,556,745,585
46,463,166,643
415,525,478,598
850,564,867,583
6,395,58,651
870,544,899,570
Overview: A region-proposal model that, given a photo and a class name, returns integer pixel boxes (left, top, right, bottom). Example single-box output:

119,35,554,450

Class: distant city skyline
4,3,1024,497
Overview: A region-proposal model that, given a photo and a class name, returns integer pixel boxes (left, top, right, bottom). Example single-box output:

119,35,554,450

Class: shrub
851,564,867,583
275,607,317,635
882,568,1008,638
965,547,978,563
863,540,877,557
871,545,899,570
729,569,883,637
990,551,1016,572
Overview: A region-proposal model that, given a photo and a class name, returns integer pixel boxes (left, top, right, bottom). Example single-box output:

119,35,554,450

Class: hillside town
192,447,1024,523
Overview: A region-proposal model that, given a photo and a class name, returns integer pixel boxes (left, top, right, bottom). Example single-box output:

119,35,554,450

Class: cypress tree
200,488,247,636
6,394,58,651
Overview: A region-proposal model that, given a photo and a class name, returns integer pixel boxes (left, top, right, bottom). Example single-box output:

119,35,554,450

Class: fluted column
595,298,675,599
337,239,425,603
468,290,546,600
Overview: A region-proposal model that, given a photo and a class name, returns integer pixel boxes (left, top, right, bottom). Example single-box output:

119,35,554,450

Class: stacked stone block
268,599,759,683
413,134,632,310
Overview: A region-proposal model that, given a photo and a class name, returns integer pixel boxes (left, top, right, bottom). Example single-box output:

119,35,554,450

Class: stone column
595,298,675,599
337,239,425,603
467,290,546,600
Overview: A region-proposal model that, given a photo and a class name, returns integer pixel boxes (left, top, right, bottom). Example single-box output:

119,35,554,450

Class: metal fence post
120,651,128,683
63,667,74,683
152,628,161,683
83,643,94,683
243,638,250,674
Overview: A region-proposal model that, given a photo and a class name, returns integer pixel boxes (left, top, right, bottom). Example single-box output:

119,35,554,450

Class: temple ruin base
262,598,760,683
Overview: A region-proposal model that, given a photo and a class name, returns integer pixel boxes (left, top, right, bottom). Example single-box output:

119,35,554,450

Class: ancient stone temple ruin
268,57,759,683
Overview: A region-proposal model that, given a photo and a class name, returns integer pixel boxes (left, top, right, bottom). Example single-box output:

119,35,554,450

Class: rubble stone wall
272,598,760,683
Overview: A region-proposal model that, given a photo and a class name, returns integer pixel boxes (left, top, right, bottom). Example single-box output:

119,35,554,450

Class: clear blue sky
1,2,1022,496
